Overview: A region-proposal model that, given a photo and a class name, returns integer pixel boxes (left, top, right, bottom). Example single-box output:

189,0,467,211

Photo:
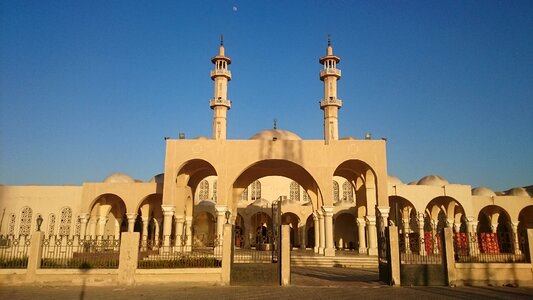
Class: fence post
26,231,44,283
221,224,234,285
118,232,140,285
281,225,291,286
388,224,401,286
443,227,456,286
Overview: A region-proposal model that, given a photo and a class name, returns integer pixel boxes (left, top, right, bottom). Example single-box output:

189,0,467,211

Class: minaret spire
210,36,232,140
319,35,342,143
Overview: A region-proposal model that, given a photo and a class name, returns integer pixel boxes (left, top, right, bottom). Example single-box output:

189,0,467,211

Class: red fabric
454,232,468,255
479,232,500,254
424,232,441,253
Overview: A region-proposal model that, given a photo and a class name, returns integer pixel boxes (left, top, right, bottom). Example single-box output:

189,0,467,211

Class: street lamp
225,210,231,224
36,215,43,231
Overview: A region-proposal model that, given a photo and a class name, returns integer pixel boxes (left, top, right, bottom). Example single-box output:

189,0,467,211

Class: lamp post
225,210,231,224
36,215,43,231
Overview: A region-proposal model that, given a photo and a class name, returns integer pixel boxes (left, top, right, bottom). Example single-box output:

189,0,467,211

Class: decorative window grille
59,207,72,236
302,190,310,202
48,214,56,236
19,206,32,236
333,181,340,203
199,180,209,201
75,217,81,236
240,188,249,201
8,214,16,235
342,181,354,202
290,181,300,201
213,180,217,202
251,180,261,200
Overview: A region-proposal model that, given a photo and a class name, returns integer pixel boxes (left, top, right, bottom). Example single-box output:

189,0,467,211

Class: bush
41,258,119,269
0,257,28,268
138,257,222,269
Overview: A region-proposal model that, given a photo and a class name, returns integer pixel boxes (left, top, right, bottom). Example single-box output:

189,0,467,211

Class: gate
377,208,391,284
230,199,281,286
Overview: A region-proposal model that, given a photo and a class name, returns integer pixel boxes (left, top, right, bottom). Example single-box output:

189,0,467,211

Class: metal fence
399,232,443,264
0,235,31,268
454,232,528,263
138,234,222,268
41,235,120,269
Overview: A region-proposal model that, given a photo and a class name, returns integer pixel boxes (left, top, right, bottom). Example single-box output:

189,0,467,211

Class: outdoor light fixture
365,133,372,140
225,210,231,224
36,215,43,231
179,132,185,139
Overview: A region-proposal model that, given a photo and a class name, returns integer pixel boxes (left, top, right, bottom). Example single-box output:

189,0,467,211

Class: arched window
342,181,354,202
59,207,72,236
251,180,261,200
333,181,340,203
199,180,209,201
290,181,300,201
240,188,249,201
302,190,310,202
8,213,16,235
48,214,56,236
212,180,217,202
19,206,32,236
75,217,81,236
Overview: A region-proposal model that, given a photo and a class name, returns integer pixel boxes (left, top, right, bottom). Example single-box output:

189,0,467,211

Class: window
48,214,56,236
8,214,16,235
240,188,249,201
302,190,310,202
333,181,340,203
290,181,300,201
59,207,72,236
251,180,261,200
343,181,354,202
199,180,209,201
212,180,217,202
19,206,32,236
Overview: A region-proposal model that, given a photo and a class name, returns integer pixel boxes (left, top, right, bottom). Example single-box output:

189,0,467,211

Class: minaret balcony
320,98,342,108
210,98,231,109
319,68,341,79
210,69,232,80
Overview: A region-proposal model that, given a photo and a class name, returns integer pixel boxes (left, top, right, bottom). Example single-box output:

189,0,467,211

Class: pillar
313,213,320,253
185,215,193,250
318,210,325,254
511,222,522,255
356,217,367,254
299,224,306,250
466,217,478,256
126,213,137,233
215,205,228,243
323,206,335,256
417,213,426,256
366,215,378,256
402,216,411,254
174,215,185,247
96,216,108,238
161,205,175,247
78,213,89,238
141,217,149,250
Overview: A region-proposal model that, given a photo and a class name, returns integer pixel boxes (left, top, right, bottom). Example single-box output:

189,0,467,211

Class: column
356,217,367,254
299,224,306,250
114,218,121,239
323,206,335,256
467,218,478,256
141,217,149,250
402,216,411,254
511,222,522,255
417,213,426,255
313,213,320,253
366,215,378,256
96,216,108,239
318,210,325,255
154,218,162,248
430,219,439,254
185,215,193,251
215,205,228,244
161,205,176,247
88,218,97,239
125,213,137,233
174,215,185,247
78,213,89,238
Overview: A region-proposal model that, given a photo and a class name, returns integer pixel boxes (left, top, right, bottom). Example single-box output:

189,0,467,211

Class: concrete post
26,231,44,282
221,224,234,285
388,225,401,286
313,213,319,253
323,206,335,256
356,217,367,254
118,232,140,285
366,215,378,256
281,225,291,286
318,210,325,255
443,227,456,286
125,213,137,233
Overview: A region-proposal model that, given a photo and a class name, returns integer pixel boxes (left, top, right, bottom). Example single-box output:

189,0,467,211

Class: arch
250,212,273,246
281,212,300,247
235,213,245,247
334,212,357,250
389,196,417,232
305,214,315,248
518,205,533,252
88,193,127,238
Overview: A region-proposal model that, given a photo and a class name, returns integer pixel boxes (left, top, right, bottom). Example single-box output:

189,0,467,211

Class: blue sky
1,1,532,191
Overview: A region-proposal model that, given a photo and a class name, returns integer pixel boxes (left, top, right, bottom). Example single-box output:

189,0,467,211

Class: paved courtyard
1,267,532,300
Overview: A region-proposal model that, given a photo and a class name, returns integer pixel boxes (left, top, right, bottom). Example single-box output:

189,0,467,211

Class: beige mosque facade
0,40,532,261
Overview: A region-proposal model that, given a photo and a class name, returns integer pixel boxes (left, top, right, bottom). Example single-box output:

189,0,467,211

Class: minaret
210,35,232,140
319,35,342,142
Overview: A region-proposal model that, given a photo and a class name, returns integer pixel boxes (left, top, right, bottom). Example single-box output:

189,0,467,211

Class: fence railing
137,234,222,269
454,232,528,263
0,235,31,268
41,235,120,269
399,232,443,264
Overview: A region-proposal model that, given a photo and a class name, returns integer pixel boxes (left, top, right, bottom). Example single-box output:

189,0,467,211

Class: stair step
290,256,378,268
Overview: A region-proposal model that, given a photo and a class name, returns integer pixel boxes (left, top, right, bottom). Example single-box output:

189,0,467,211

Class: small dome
104,173,135,183
193,136,210,140
505,187,531,197
250,129,302,141
197,200,216,206
472,186,496,197
388,175,403,186
407,181,417,185
340,136,357,140
250,198,270,208
417,175,449,186
149,173,164,183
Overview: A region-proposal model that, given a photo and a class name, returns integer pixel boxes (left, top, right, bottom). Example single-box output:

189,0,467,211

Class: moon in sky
232,6,238,12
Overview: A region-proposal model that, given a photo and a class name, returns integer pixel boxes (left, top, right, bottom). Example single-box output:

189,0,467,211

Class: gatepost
388,224,401,286
221,224,234,285
118,232,140,285
281,225,290,286
26,231,45,282
443,227,456,286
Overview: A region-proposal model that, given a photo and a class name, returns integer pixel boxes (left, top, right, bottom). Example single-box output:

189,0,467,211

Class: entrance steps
291,253,378,268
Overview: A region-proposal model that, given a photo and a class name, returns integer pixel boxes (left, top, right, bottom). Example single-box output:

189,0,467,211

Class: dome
193,136,210,140
417,175,449,186
104,173,135,183
197,200,216,206
250,198,270,208
149,173,164,183
340,136,357,140
505,187,531,197
472,186,496,197
250,129,302,141
388,175,403,186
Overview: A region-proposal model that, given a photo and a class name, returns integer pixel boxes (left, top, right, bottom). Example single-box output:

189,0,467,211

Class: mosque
0,38,531,259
